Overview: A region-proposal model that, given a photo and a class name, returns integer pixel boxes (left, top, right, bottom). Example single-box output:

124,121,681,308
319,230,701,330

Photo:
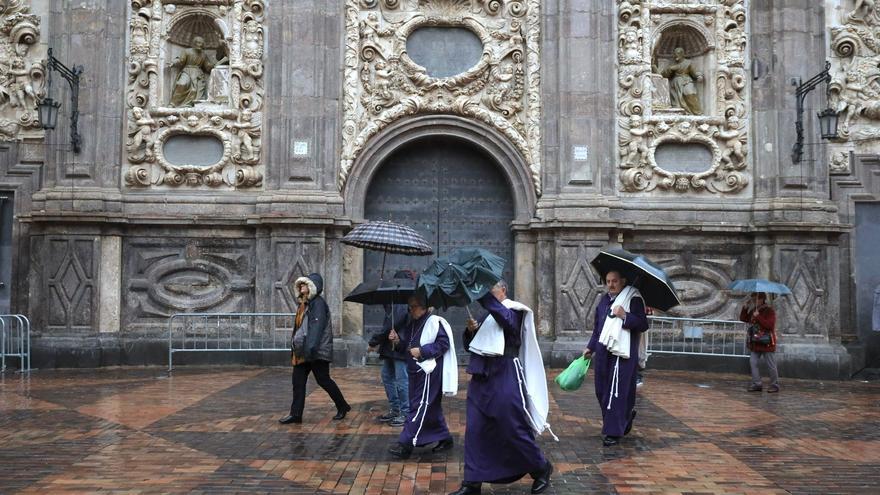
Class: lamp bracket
791,61,832,165
44,48,84,153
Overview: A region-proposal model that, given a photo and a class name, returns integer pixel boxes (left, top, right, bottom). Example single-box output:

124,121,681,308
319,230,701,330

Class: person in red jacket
739,292,779,393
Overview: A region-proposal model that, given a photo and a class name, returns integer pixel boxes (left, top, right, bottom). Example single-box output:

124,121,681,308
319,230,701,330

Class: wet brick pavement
1,366,879,494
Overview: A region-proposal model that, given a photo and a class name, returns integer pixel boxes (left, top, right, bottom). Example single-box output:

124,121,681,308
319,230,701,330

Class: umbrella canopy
417,248,506,310
590,248,681,312
728,279,792,295
344,277,416,305
342,220,433,256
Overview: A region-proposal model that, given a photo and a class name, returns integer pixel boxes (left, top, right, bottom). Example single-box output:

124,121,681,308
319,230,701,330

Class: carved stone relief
124,237,255,323
340,0,542,195
124,0,265,189
827,0,880,174
777,247,826,337
45,238,97,331
616,0,749,194
0,1,46,142
272,239,323,313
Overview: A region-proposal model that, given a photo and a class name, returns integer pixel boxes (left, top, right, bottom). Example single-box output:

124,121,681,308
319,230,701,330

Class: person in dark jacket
368,270,414,427
368,302,410,426
279,273,351,424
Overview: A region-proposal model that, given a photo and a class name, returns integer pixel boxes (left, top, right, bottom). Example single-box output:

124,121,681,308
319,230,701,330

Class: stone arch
343,115,537,223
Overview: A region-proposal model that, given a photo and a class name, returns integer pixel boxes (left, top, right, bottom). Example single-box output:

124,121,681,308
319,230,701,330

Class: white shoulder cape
418,314,458,396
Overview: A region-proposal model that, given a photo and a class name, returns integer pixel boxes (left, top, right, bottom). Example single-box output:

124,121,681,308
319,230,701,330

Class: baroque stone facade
616,0,750,194
340,0,543,194
0,1,877,378
123,0,265,189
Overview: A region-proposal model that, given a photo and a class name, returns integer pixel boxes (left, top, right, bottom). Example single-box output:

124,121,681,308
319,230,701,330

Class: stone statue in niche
168,36,215,107
654,47,703,115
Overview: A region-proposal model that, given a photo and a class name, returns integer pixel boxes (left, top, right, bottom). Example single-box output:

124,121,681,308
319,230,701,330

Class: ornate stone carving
827,0,880,172
340,0,542,195
0,1,46,142
124,0,265,189
616,0,749,194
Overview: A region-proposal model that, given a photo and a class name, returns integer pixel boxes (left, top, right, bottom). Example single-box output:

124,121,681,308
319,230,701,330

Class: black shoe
388,442,413,459
448,482,481,495
530,461,553,494
602,435,620,446
624,410,637,436
432,437,454,453
333,404,352,420
278,415,302,424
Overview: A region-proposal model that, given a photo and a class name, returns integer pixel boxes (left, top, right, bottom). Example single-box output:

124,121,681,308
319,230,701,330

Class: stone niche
0,2,46,143
616,0,749,194
339,0,543,196
124,0,265,190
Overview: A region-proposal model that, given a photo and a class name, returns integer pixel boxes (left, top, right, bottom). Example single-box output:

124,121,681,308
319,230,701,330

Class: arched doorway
362,135,516,347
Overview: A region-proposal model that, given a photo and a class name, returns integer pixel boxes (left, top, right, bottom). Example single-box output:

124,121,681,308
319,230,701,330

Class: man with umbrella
449,280,555,495
388,292,458,459
583,269,649,446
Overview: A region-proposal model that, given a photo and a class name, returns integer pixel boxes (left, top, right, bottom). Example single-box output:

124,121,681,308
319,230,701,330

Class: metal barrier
167,312,296,371
646,316,750,358
1,314,30,372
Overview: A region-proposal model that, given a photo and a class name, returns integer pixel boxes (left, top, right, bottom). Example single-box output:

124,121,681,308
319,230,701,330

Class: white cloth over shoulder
468,311,505,356
417,314,458,396
598,286,641,359
502,299,555,439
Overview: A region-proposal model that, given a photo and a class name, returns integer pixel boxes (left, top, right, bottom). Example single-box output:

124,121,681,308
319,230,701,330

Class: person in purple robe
388,294,456,459
449,280,554,495
583,270,649,446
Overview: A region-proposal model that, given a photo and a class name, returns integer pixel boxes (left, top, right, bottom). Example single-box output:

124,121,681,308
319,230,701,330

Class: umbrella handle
465,305,473,319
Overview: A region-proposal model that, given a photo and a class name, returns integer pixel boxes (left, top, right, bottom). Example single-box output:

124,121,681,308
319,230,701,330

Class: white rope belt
513,357,559,442
411,368,431,446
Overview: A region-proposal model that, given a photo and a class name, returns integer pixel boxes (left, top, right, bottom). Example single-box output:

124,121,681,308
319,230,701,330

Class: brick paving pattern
1,367,878,494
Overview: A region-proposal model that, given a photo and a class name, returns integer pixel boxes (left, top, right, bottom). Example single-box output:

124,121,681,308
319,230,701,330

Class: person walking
583,270,649,447
449,280,554,495
279,273,351,424
739,292,779,393
388,293,458,459
368,292,410,426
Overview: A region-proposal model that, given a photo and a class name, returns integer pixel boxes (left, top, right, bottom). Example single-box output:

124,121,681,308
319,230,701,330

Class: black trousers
289,360,349,417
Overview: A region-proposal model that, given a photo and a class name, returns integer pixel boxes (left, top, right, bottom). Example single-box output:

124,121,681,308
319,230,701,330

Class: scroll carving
340,0,542,195
616,0,749,194
124,0,265,189
0,1,46,142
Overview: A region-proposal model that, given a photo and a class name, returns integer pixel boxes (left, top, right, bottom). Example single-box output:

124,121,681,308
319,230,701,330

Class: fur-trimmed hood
294,273,323,301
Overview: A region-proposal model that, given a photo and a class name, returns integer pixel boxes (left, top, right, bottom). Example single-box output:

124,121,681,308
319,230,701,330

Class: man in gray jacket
279,272,351,424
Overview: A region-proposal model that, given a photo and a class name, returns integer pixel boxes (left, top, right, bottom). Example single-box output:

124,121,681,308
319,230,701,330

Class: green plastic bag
555,356,591,391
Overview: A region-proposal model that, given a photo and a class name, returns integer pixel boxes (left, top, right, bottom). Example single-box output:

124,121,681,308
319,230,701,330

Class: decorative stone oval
654,143,713,173
149,259,231,311
406,27,483,78
162,134,224,167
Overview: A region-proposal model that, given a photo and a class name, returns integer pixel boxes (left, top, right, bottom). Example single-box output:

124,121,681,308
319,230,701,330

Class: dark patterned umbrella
342,220,432,277
342,220,433,255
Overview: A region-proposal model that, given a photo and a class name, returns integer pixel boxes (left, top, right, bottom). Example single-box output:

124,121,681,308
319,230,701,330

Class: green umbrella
417,248,506,310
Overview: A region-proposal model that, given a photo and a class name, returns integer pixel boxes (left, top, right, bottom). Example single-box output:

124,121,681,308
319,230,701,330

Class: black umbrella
590,248,681,311
342,220,433,277
417,248,506,310
344,277,416,305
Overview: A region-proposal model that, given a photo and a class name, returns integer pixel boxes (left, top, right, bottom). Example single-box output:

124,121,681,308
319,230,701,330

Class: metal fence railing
646,316,749,358
167,313,296,371
1,314,30,372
